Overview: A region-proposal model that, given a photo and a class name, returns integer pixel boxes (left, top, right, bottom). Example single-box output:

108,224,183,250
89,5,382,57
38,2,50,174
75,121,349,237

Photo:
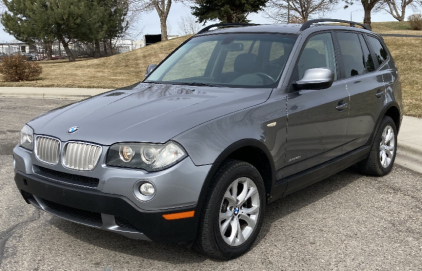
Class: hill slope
0,35,191,89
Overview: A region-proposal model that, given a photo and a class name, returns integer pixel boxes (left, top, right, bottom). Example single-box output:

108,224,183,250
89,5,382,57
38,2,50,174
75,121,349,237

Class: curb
0,88,113,100
397,141,422,161
0,93,92,99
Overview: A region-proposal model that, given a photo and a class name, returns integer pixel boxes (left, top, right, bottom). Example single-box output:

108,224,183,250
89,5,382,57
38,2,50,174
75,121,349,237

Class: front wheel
195,160,266,260
357,116,397,176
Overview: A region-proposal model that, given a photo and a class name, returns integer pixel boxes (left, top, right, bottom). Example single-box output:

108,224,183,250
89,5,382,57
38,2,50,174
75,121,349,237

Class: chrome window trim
34,135,61,166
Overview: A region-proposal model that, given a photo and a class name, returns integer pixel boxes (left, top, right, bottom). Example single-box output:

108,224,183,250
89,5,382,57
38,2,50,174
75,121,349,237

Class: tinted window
337,32,366,78
358,34,375,72
296,33,337,80
367,36,388,65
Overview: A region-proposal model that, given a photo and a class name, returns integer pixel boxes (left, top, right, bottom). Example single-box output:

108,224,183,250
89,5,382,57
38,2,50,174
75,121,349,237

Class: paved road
1,97,421,271
380,34,422,38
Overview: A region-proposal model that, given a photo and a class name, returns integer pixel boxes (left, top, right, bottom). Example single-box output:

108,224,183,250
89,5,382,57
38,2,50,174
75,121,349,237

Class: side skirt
268,145,371,204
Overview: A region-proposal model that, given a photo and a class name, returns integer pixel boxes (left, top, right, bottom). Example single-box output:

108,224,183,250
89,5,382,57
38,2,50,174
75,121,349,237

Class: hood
28,83,272,145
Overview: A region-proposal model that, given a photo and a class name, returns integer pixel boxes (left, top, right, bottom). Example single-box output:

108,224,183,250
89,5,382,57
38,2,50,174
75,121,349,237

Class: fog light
139,182,155,196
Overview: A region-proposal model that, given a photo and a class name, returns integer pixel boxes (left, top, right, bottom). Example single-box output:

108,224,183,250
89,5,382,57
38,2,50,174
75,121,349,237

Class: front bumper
13,145,212,243
15,171,201,243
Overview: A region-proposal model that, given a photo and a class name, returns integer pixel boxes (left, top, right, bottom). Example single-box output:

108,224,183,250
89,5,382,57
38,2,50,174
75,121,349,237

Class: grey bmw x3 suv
14,19,403,259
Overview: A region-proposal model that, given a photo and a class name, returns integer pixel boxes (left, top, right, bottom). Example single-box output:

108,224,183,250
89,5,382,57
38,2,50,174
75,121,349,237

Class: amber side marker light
163,211,195,220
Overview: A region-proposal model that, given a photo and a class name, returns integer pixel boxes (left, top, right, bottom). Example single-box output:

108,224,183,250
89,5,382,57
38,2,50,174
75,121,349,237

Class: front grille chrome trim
34,135,61,165
62,141,102,171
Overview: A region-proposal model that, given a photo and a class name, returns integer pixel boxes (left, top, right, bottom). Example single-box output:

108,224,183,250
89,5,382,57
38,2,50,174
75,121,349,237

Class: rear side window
367,36,388,65
358,34,375,72
336,32,366,78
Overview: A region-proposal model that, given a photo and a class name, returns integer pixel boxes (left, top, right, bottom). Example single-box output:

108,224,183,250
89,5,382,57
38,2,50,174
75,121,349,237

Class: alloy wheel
219,177,260,246
379,125,395,168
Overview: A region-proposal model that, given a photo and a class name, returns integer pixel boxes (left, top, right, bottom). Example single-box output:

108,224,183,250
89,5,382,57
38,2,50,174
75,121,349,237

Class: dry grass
0,23,420,116
372,21,422,36
0,35,191,89
384,37,422,117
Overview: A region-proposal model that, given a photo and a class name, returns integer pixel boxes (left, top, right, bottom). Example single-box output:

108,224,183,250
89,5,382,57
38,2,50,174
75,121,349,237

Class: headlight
20,125,34,151
106,141,187,171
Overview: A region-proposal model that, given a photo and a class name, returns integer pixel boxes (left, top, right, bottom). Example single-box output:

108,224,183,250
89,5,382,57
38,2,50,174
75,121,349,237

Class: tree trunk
103,40,108,56
363,8,372,29
160,18,168,41
109,39,113,55
45,42,52,60
58,42,62,58
59,36,75,62
94,40,101,58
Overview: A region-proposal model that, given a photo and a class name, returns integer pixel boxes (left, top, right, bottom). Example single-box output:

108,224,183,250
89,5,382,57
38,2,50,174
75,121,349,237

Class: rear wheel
357,116,397,176
195,160,266,260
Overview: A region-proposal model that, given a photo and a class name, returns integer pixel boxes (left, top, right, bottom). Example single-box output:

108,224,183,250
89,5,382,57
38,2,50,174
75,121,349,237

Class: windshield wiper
172,82,222,87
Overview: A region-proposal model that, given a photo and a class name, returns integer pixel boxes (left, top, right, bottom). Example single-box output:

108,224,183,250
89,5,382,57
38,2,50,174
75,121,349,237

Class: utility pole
287,0,290,23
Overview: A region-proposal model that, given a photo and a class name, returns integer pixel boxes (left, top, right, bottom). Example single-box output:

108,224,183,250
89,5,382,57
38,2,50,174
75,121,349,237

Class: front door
282,32,350,189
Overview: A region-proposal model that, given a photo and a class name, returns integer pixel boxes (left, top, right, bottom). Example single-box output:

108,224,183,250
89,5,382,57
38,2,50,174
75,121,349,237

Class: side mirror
293,68,334,91
145,64,157,78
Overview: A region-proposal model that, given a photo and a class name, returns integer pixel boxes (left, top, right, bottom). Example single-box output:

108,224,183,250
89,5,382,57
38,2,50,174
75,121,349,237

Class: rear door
283,32,350,183
334,31,386,154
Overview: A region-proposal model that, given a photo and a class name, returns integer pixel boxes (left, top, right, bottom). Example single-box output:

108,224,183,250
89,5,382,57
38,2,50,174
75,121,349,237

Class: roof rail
197,23,260,34
300,19,371,31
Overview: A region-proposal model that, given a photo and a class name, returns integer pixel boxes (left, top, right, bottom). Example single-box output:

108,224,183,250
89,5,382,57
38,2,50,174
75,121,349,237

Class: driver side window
296,33,337,81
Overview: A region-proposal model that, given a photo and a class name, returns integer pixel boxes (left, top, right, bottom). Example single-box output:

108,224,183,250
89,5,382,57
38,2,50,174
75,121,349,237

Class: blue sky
0,2,419,42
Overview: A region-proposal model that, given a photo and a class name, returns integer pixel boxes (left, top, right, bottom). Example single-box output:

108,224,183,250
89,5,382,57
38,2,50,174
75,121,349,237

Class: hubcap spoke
223,190,236,205
239,213,256,228
231,180,238,203
236,178,249,205
242,205,259,216
239,186,258,207
219,210,232,222
236,217,246,243
229,218,239,245
220,217,231,235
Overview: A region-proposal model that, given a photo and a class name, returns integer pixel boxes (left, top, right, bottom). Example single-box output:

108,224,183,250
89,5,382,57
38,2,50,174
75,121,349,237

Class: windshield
145,33,297,88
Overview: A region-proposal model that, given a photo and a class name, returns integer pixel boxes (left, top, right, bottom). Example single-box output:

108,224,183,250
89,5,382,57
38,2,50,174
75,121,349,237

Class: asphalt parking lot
0,97,421,271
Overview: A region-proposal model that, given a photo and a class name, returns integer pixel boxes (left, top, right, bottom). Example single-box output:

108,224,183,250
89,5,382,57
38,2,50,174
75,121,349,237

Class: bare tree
130,0,180,41
178,14,201,35
265,0,338,23
376,0,421,21
344,0,384,29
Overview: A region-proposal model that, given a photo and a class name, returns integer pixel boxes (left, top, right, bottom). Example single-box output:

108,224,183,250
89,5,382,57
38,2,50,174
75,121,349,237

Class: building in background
0,35,179,59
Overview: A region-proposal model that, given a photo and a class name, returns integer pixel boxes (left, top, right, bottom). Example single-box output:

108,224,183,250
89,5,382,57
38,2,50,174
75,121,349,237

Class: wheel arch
367,102,402,146
198,139,276,208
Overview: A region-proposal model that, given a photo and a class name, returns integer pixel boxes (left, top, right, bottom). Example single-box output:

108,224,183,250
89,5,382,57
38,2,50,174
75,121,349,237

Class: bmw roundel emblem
68,126,79,134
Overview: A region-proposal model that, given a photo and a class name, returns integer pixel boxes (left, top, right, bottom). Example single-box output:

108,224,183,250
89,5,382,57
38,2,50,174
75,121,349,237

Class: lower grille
35,166,99,188
115,217,138,231
42,199,102,226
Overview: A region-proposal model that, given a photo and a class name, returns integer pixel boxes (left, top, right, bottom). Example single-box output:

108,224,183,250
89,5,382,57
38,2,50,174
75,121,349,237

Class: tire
357,116,397,176
195,160,266,260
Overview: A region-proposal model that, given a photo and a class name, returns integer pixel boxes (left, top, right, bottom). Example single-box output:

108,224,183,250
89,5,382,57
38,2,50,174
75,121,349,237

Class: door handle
336,101,348,111
376,89,384,98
